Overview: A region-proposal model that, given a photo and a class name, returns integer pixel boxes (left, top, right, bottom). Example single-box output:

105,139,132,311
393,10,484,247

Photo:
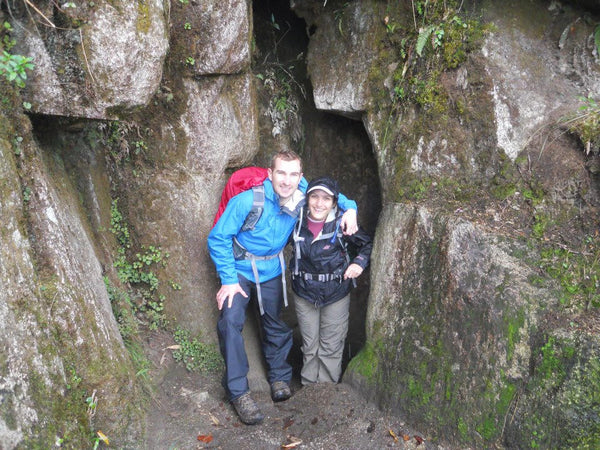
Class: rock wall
0,0,260,446
295,0,600,446
14,0,169,119
0,108,142,446
345,204,554,443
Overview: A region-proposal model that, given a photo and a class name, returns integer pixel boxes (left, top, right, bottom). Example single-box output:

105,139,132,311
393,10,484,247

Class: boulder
12,0,169,119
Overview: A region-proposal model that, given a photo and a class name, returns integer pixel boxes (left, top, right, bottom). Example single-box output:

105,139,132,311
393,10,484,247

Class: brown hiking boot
270,381,292,402
231,392,264,425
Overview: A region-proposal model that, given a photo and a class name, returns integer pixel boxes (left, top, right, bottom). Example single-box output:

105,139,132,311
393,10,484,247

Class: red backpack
212,166,269,229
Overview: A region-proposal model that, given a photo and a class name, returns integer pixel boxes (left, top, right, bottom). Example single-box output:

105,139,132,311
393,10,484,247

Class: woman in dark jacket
290,176,372,385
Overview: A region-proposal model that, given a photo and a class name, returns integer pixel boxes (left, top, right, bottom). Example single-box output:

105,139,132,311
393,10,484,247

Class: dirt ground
143,330,445,450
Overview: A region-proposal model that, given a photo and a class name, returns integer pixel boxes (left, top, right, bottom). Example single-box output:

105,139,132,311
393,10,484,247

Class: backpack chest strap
232,237,288,315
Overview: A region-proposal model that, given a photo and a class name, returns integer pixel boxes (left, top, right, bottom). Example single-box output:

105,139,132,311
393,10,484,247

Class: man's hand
340,209,358,235
216,283,248,310
344,263,364,279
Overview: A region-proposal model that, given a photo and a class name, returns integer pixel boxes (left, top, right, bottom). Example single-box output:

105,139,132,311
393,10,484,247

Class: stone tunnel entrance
252,0,382,375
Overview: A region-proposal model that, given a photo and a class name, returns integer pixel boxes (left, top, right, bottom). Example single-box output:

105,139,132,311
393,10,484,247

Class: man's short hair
271,150,302,171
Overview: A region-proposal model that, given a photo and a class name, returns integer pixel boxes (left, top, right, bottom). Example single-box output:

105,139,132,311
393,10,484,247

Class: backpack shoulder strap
241,184,265,231
292,207,304,276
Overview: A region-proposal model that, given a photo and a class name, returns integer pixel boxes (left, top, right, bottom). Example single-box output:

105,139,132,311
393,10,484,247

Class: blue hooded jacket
208,177,357,285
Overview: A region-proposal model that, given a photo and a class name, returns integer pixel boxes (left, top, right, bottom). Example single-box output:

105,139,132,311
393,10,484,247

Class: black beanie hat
306,176,340,200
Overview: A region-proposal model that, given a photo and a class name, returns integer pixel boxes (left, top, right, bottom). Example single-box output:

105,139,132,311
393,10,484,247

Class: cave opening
252,0,383,375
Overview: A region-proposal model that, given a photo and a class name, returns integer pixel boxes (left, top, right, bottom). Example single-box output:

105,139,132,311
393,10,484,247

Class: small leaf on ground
197,434,213,443
281,435,302,448
209,412,221,426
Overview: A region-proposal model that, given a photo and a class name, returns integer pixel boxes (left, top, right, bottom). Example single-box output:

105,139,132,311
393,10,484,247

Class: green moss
538,336,568,387
473,378,516,441
476,414,497,440
457,416,468,440
346,340,380,380
538,236,600,310
172,327,224,373
505,307,525,361
136,1,151,35
411,71,449,116
23,369,91,448
512,334,600,448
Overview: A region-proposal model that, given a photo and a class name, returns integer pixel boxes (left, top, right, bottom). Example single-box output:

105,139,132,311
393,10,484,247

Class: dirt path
142,330,443,450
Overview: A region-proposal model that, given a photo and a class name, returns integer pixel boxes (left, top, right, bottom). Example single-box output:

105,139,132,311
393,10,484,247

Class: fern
416,25,435,56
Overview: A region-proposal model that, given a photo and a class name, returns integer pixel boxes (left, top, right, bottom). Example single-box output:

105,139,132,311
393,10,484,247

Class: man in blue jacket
208,150,357,425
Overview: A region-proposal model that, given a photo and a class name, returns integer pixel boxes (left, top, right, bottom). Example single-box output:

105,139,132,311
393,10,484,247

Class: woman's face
307,189,335,221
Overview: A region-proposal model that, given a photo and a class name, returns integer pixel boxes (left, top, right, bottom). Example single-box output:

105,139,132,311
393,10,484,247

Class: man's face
268,157,303,203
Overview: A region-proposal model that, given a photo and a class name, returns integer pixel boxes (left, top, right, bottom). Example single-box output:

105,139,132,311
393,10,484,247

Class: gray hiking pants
293,292,350,385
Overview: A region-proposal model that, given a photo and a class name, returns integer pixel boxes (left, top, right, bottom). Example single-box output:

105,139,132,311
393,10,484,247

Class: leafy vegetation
563,95,600,156
539,234,600,310
172,327,223,373
256,62,305,140
109,198,169,330
380,0,489,117
107,197,220,377
0,22,34,88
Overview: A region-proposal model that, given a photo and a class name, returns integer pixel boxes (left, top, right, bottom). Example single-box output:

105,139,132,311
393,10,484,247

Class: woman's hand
343,263,364,279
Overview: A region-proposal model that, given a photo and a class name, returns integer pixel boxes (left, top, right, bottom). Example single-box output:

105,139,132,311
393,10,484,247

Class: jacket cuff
352,255,368,269
221,274,239,285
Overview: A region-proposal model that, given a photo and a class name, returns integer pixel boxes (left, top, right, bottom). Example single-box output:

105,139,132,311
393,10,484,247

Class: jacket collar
264,179,305,217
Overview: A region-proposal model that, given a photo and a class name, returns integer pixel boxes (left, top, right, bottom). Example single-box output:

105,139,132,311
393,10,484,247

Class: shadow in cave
252,0,383,380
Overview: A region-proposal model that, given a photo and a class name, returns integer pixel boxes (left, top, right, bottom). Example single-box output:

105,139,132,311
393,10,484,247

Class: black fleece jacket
290,209,373,307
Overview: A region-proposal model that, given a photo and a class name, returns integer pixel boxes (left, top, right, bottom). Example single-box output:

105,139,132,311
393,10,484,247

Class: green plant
184,22,191,30
539,234,600,310
2,21,15,51
172,327,223,373
416,24,436,56
269,13,280,31
104,277,138,339
384,16,398,34
563,95,600,155
532,213,549,238
134,140,147,155
185,56,195,66
91,431,109,449
109,199,170,329
22,186,31,203
109,199,130,249
0,50,34,88
274,95,289,112
66,367,82,391
85,392,97,416
259,63,304,139
334,3,350,37
393,85,405,101
125,340,151,381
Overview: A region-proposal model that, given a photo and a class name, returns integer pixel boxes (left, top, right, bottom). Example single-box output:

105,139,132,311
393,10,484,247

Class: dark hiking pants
217,274,293,401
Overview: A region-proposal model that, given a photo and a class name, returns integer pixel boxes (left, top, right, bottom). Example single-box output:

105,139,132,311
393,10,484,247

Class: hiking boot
270,381,292,402
231,392,264,425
